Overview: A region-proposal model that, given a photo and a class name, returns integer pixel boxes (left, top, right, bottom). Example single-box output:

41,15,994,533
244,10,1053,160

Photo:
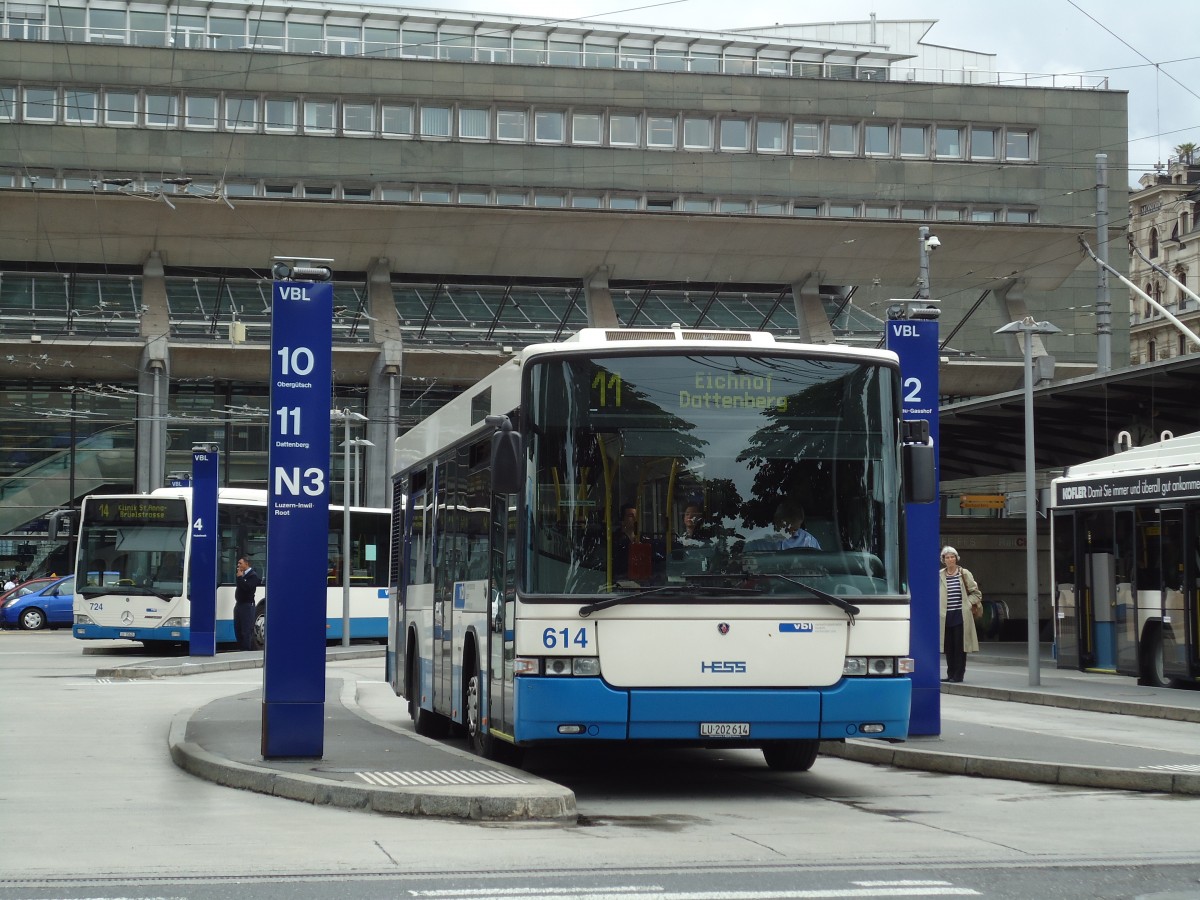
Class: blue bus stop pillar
189,445,218,657
262,276,333,759
886,317,941,737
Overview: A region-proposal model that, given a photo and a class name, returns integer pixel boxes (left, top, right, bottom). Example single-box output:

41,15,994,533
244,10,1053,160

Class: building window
265,98,297,132
1148,339,1156,362
572,113,602,144
609,114,639,146
1006,209,1035,223
610,196,640,210
186,95,218,129
343,102,374,134
792,204,820,217
829,203,860,217
304,100,335,133
225,96,259,131
1149,228,1159,259
420,189,452,203
935,126,963,158
64,90,97,124
23,87,58,122
0,86,15,120
647,116,677,148
757,201,785,215
864,124,891,156
457,190,489,204
420,106,452,137
970,127,997,159
828,123,857,155
720,200,750,213
719,119,750,151
145,93,178,128
900,125,927,157
571,195,602,208
757,120,785,153
793,122,821,154
381,104,413,136
459,107,490,140
901,206,930,220
534,110,565,143
683,117,713,150
970,209,999,222
1006,129,1032,160
497,109,527,142
105,91,137,125
936,207,965,221
534,193,565,207
682,198,712,212
496,191,527,206
864,205,894,218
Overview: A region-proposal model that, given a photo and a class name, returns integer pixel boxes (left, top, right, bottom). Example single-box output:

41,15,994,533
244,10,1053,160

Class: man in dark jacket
234,556,262,651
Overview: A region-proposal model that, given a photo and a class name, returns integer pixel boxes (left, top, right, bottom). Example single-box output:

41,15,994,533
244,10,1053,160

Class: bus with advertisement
388,326,934,769
72,487,389,650
1050,431,1200,687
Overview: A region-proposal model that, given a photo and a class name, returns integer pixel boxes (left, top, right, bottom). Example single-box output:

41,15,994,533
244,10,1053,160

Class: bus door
1186,505,1200,681
1080,509,1115,671
1052,510,1084,670
432,461,456,718
1160,507,1190,682
486,494,518,739
1112,509,1140,677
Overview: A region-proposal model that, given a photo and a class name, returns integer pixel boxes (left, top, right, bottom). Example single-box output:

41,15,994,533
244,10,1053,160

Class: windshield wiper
578,583,762,617
82,584,174,602
757,574,860,624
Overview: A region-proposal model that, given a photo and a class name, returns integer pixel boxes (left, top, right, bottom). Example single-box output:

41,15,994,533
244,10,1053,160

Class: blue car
0,575,76,630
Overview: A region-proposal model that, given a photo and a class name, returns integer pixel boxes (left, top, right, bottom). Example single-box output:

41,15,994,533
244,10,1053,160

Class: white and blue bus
72,487,390,650
1050,430,1200,688
389,327,933,770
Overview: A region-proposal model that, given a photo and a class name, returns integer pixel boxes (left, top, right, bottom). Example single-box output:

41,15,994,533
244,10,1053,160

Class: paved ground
94,642,1200,821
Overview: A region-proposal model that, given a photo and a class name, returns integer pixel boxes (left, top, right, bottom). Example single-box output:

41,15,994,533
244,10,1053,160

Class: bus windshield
525,352,903,598
76,497,189,597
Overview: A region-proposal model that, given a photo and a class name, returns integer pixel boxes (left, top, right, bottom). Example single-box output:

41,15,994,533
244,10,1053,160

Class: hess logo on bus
701,660,747,673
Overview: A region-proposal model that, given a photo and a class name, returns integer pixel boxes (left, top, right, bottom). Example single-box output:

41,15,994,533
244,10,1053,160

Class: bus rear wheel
762,739,820,772
253,602,266,650
1138,622,1168,687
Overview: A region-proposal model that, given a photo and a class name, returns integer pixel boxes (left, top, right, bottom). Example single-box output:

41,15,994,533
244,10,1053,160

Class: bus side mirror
901,419,936,504
487,415,523,494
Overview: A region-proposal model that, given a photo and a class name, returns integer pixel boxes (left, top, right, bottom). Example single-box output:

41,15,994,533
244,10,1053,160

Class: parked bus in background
1051,430,1200,688
389,327,934,769
72,487,389,651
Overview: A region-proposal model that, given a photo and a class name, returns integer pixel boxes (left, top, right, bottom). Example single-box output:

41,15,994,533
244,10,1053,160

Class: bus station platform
94,644,1200,821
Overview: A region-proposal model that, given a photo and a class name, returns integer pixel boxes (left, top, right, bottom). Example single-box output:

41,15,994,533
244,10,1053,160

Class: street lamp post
995,317,1061,686
332,409,369,647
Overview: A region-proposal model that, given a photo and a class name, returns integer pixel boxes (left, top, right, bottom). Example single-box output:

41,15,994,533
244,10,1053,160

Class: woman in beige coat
938,545,983,683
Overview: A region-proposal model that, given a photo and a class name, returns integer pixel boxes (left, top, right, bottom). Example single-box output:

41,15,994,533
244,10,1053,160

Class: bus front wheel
253,602,266,650
762,740,820,772
408,651,449,738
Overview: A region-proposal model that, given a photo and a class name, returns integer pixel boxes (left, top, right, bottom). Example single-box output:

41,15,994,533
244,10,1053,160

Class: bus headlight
163,617,190,628
844,656,911,676
74,614,95,625
515,657,601,676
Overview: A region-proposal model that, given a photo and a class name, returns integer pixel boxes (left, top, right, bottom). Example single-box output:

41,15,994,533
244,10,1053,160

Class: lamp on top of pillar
994,316,1062,686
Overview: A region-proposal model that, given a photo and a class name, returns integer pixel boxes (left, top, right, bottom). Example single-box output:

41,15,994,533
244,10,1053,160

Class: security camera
924,235,941,251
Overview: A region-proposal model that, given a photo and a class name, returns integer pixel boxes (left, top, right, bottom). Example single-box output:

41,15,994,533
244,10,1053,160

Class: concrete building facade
0,1,1129,566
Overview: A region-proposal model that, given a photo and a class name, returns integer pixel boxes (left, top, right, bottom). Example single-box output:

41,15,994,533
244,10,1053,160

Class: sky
393,0,1200,188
